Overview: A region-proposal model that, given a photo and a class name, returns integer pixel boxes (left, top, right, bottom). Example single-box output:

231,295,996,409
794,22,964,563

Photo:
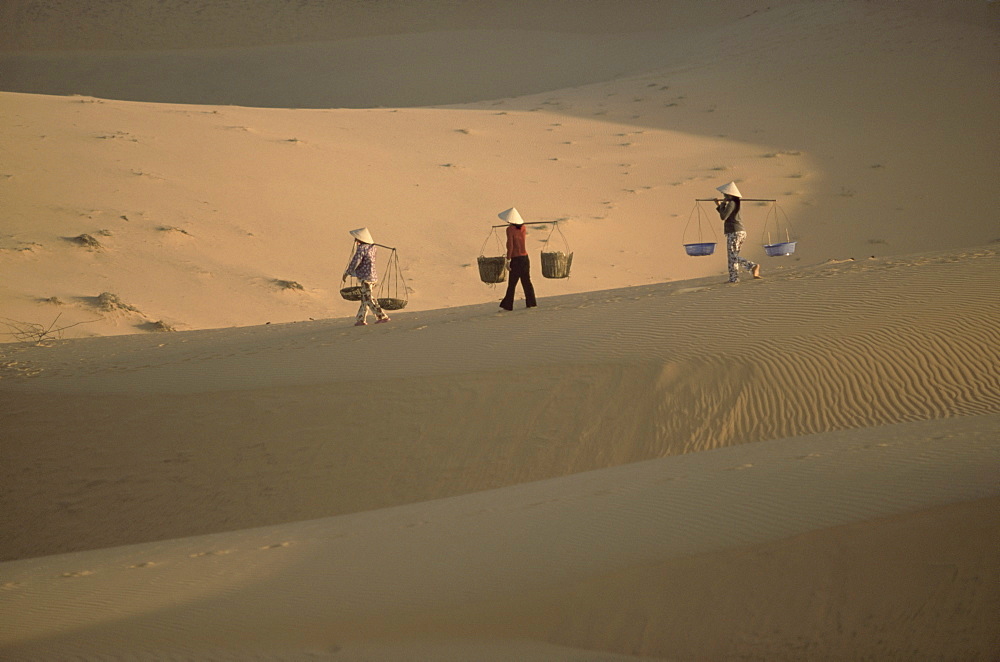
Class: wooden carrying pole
696,198,776,202
491,221,556,228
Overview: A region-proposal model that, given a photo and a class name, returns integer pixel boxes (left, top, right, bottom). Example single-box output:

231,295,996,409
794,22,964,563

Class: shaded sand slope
1,417,997,659
0,1,815,107
0,0,729,51
2,246,998,561
1,1,993,108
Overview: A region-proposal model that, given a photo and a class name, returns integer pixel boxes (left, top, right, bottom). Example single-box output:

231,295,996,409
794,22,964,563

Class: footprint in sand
403,520,432,529
189,549,235,558
259,542,292,550
524,497,568,509
128,561,158,569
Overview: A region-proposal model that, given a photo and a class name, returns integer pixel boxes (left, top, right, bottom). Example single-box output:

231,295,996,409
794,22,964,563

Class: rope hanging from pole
540,221,573,278
477,226,507,284
340,244,362,300
376,248,409,309
761,203,798,257
682,201,719,256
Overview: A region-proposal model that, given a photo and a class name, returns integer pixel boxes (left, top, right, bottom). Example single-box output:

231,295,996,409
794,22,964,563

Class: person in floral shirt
343,227,390,326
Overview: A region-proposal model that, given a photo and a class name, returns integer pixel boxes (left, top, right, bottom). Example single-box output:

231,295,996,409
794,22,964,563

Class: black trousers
500,255,536,310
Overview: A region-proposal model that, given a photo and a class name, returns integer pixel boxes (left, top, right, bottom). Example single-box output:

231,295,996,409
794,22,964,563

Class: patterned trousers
726,231,756,283
356,281,388,323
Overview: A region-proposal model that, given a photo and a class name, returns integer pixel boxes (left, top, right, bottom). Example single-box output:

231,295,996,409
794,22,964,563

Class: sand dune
1,415,997,659
3,246,999,544
2,245,999,659
2,0,998,339
1,0,999,659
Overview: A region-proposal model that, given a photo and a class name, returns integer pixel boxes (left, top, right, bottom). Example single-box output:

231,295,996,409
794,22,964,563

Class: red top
506,224,527,258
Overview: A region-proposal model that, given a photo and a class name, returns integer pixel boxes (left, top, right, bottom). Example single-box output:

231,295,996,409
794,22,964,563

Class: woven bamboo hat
716,181,743,198
349,227,374,244
498,207,525,225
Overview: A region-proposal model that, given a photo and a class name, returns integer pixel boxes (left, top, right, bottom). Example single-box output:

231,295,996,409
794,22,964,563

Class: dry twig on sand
0,314,96,345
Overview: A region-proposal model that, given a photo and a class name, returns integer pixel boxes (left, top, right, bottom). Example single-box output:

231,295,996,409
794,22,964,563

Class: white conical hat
716,181,743,198
349,227,374,244
498,207,525,225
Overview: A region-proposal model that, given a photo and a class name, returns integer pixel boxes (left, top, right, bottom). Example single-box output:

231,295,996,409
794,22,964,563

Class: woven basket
477,256,507,284
340,286,362,301
377,297,407,311
541,251,573,278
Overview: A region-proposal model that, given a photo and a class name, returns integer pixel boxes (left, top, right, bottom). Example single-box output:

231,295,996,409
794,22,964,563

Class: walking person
498,207,537,311
342,227,390,326
715,181,761,283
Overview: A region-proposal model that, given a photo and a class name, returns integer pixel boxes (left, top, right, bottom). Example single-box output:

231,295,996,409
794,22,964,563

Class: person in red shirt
498,207,537,311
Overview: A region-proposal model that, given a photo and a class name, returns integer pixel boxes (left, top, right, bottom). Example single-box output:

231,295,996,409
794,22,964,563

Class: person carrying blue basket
714,181,762,283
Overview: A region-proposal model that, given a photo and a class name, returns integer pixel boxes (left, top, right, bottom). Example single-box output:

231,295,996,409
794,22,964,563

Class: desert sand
1,1,998,660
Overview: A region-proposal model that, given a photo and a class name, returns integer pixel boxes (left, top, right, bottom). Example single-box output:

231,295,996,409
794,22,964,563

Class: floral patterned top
346,243,378,283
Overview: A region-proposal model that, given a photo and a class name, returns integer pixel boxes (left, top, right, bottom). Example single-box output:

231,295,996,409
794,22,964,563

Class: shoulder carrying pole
696,198,776,202
491,221,557,228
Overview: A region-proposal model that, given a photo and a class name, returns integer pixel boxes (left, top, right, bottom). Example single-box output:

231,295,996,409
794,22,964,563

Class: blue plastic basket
684,242,716,256
764,241,796,257
684,243,715,257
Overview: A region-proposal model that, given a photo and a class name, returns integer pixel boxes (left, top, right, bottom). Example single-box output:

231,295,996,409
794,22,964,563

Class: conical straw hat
349,227,374,244
498,207,525,225
716,181,743,198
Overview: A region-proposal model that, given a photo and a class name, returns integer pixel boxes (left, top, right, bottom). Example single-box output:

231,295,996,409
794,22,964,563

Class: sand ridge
2,246,998,563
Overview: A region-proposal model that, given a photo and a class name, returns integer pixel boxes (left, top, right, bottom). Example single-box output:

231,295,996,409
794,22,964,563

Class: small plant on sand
71,233,103,249
96,292,142,313
145,320,177,332
274,279,305,291
0,314,95,345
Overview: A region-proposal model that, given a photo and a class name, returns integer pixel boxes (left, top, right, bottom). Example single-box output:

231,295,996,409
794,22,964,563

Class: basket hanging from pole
682,202,718,256
340,244,363,300
540,222,573,278
477,226,507,284
376,248,410,310
761,204,797,257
